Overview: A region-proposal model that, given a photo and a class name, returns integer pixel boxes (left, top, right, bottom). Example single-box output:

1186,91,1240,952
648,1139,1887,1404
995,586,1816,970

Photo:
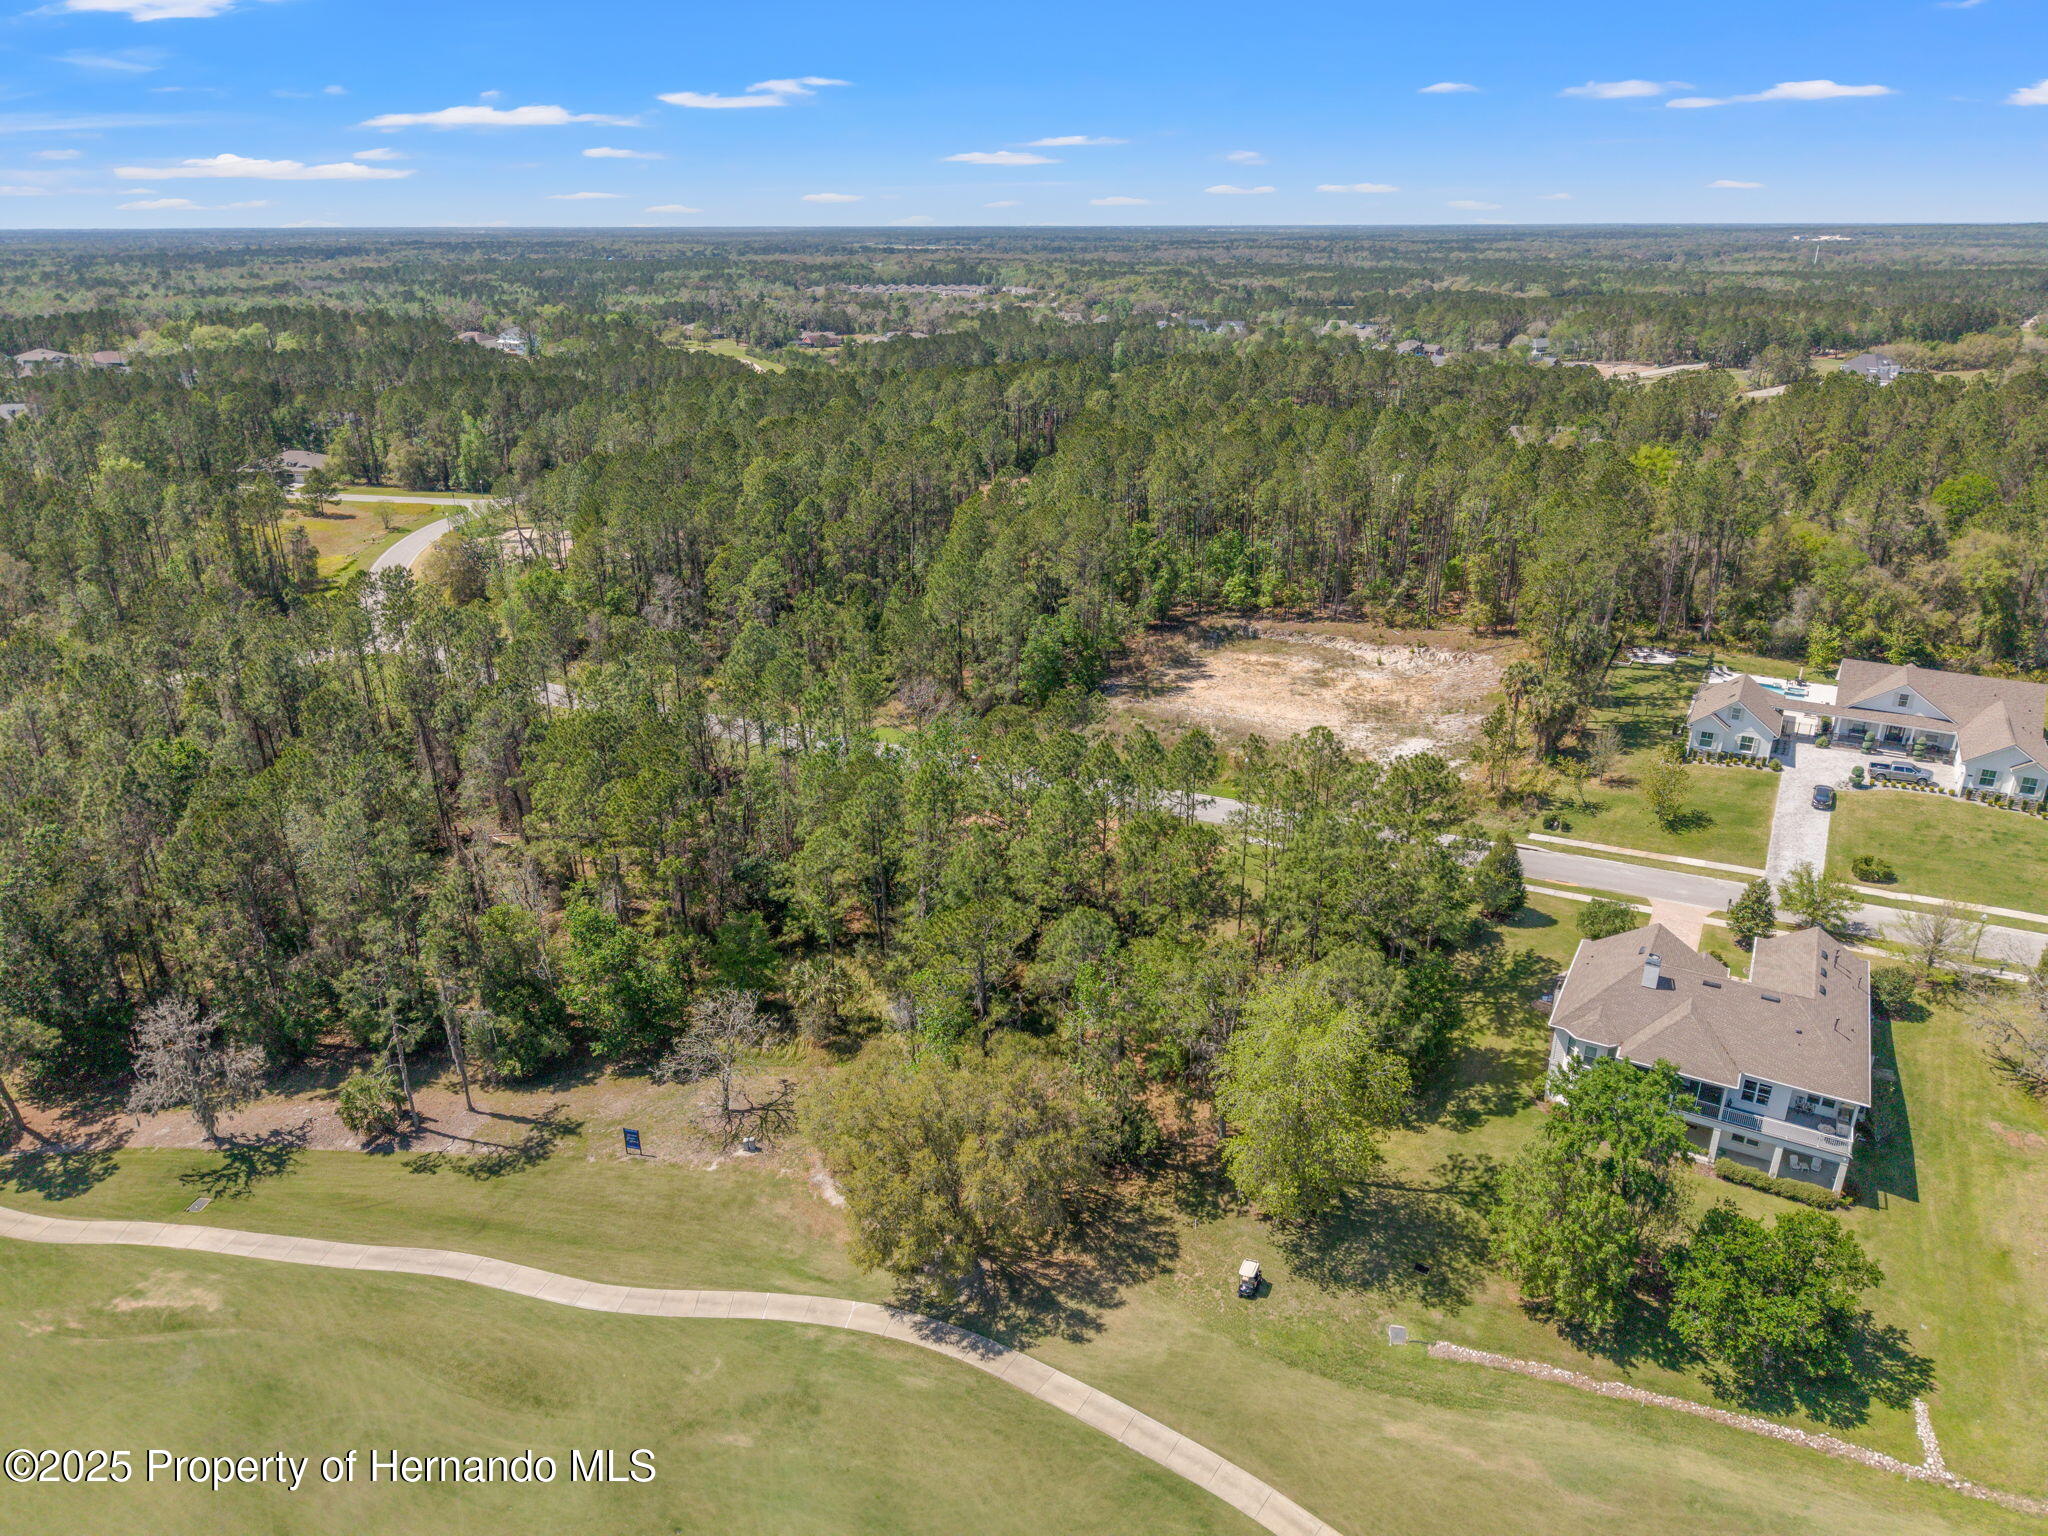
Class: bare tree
1975,962,2048,1094
126,997,264,1142
651,990,793,1145
1900,901,1989,981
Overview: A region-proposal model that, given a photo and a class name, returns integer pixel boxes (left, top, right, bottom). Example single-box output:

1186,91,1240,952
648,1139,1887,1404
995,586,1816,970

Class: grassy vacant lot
1533,654,1780,866
286,503,437,579
1560,754,1777,866
1831,790,2048,914
3,1244,1248,1536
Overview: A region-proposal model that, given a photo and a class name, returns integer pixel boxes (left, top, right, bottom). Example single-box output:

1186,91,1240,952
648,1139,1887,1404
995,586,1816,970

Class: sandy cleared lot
1104,620,1506,758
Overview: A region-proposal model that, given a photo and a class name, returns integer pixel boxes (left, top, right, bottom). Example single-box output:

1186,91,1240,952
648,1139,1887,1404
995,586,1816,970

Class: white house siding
1839,685,1954,725
1546,1026,1854,1193
1692,707,1777,757
1959,745,2048,799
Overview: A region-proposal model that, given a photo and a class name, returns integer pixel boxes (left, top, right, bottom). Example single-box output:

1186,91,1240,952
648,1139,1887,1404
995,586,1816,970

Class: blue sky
0,0,2043,227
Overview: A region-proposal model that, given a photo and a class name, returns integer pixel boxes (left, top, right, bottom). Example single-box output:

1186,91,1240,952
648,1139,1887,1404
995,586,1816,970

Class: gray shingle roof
1552,923,1870,1105
1829,660,2048,772
1686,674,1787,736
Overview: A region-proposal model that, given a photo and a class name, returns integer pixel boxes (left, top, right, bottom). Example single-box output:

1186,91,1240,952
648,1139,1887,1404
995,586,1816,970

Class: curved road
348,494,483,577
0,1203,1342,1536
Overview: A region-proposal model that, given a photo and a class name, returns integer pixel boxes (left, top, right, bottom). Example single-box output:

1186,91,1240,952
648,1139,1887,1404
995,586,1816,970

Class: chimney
1641,953,1662,990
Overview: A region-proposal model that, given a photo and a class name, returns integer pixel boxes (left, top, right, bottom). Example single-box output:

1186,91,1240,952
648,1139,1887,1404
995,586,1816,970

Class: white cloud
284,219,340,227
220,199,268,207
660,91,786,109
661,77,845,110
1708,178,1763,188
351,148,406,161
60,50,163,73
891,214,936,225
34,149,84,161
115,154,412,181
2008,78,2048,105
1091,195,1150,205
944,150,1055,165
120,196,200,209
1027,134,1124,146
1418,81,1478,93
1670,79,1894,108
323,84,346,96
644,203,701,213
1537,192,1573,200
1447,199,1501,209
548,191,622,199
984,199,1020,207
1751,79,1892,100
748,76,848,95
1223,149,1267,165
584,146,662,159
1317,181,1398,193
1205,183,1274,195
61,0,253,17
802,191,860,202
0,186,50,197
1559,79,1677,99
361,104,636,130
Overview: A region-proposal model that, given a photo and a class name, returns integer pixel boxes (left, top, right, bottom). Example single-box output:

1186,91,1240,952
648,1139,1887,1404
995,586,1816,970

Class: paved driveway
1765,738,1851,885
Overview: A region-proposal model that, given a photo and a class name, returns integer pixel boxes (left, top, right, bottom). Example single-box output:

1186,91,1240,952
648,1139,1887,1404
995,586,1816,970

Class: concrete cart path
0,1203,1343,1536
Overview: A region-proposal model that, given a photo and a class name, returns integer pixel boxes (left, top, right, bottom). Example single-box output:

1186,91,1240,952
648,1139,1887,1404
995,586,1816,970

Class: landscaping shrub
334,1065,408,1141
1869,965,1920,1020
1850,854,1896,883
1575,898,1638,940
1713,1157,1848,1210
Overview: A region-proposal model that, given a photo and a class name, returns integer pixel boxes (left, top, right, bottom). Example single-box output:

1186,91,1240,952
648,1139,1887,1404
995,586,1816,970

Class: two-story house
1547,923,1870,1194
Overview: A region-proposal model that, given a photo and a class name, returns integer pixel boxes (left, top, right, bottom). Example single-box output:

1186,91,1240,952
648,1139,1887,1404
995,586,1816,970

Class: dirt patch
1989,1121,2048,1151
1104,621,1506,758
108,1271,223,1314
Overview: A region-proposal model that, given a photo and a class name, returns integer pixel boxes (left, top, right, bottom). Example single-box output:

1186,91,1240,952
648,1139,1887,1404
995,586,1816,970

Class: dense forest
0,229,2044,1187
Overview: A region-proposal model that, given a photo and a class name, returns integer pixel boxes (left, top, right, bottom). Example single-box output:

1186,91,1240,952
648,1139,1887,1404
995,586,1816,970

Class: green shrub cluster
1712,1156,1847,1209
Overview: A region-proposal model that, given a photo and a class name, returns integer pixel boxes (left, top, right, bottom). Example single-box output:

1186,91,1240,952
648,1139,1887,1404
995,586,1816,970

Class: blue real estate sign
622,1128,642,1154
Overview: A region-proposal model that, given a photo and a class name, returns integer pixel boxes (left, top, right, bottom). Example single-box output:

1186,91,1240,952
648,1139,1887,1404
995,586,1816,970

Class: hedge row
1712,1157,1848,1210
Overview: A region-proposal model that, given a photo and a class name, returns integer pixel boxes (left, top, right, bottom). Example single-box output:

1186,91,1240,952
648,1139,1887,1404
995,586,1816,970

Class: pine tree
1727,877,1776,949
1473,831,1527,921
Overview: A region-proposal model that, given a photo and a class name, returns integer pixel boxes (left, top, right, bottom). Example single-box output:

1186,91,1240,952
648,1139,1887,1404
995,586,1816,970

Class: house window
1739,1077,1774,1107
2023,777,2041,798
1738,736,1757,754
1697,730,1715,749
1896,693,1911,708
1978,768,1998,788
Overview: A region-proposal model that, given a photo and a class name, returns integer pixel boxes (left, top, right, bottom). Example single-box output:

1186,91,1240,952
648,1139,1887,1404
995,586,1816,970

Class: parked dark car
1812,784,1836,810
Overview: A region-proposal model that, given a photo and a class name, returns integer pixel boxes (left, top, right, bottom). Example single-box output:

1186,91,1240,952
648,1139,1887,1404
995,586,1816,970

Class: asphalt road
1188,791,2045,967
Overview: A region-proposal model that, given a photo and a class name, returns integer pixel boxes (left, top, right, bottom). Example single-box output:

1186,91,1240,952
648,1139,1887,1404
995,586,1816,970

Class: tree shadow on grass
402,1105,583,1181
176,1122,311,1201
1268,1154,1498,1310
909,1177,1183,1351
0,1148,119,1201
1703,1316,1936,1428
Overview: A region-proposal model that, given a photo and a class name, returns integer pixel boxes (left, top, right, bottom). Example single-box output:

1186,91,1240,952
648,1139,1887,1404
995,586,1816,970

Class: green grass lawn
1526,655,1781,866
1830,790,2048,914
3,1244,1248,1536
5,917,2044,1532
285,505,430,577
1554,751,1779,866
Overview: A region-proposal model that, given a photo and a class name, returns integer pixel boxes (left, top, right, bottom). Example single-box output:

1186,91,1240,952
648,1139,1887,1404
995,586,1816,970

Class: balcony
1677,1100,1854,1155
